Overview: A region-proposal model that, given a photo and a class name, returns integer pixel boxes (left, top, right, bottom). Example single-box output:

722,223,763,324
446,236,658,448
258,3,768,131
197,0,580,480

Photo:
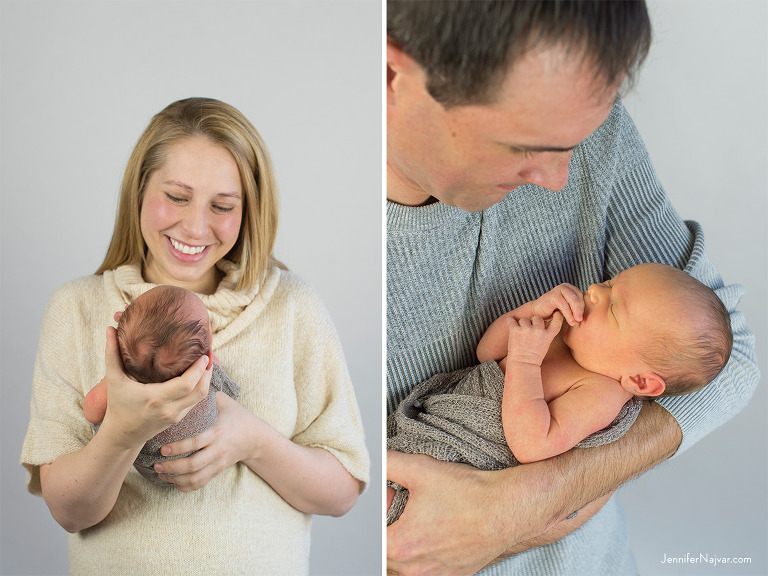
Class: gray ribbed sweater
386,100,758,575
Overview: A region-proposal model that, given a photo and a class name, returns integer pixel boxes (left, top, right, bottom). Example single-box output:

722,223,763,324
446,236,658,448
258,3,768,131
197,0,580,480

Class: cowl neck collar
103,260,281,348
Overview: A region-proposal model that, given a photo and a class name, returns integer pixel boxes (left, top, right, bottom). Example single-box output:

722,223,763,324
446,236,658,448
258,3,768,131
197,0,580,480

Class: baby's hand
531,283,584,326
506,312,564,366
113,306,127,323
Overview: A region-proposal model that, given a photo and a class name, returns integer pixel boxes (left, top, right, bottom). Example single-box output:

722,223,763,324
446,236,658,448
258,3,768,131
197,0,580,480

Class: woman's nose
182,206,208,238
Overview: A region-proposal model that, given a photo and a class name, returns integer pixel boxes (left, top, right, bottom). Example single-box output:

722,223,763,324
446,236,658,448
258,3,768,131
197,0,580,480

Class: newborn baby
84,285,240,484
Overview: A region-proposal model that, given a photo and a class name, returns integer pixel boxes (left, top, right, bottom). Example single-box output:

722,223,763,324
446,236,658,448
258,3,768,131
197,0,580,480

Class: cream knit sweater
22,261,370,575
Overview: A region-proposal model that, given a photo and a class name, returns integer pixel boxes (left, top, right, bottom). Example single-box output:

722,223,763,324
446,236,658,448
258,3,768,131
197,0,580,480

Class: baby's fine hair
117,286,209,384
640,266,733,396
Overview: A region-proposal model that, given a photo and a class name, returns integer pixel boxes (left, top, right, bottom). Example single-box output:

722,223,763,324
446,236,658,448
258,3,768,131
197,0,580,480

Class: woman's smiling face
140,136,243,294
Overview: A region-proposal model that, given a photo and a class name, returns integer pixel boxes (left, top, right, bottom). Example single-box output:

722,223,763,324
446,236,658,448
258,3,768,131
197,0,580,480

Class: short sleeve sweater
22,261,370,576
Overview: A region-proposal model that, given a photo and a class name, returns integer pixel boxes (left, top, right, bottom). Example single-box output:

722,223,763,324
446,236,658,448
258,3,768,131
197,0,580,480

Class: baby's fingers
558,285,584,325
547,311,565,332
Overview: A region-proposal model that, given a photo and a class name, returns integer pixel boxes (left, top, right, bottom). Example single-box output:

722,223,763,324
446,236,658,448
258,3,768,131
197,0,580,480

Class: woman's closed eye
165,192,187,204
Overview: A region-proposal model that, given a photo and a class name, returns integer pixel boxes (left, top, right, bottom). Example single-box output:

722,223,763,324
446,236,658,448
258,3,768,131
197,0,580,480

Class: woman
21,98,370,575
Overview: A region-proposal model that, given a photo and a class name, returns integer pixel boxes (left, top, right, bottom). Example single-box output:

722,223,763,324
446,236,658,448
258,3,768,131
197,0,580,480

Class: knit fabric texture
386,99,758,576
91,363,241,484
386,361,641,525
22,261,370,575
134,364,240,484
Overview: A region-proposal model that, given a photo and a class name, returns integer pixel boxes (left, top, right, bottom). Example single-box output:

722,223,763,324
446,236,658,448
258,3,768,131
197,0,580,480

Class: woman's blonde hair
96,97,280,291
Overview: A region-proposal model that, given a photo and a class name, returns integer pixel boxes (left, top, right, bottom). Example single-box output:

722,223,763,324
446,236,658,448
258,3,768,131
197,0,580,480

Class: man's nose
519,150,573,192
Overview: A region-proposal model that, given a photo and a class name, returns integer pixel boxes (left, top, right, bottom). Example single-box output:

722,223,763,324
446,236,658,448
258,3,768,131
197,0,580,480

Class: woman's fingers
104,326,124,376
162,356,212,416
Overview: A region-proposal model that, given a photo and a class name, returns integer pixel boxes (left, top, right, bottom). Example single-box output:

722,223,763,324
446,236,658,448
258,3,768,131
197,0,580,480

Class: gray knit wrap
93,363,241,485
386,361,641,525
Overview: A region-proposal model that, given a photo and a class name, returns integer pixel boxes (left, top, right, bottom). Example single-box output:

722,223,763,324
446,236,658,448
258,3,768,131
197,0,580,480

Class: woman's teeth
170,238,205,255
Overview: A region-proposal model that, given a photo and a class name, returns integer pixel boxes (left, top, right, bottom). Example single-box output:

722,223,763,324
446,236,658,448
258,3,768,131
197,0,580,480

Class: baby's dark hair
117,286,210,383
640,266,732,397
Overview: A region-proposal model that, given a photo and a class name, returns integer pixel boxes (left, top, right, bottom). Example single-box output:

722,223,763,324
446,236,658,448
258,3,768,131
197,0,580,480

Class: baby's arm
477,283,584,363
502,315,630,463
82,308,123,425
83,378,108,424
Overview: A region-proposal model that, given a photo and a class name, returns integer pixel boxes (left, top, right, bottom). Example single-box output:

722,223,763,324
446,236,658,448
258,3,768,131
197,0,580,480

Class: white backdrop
0,2,382,575
618,1,767,574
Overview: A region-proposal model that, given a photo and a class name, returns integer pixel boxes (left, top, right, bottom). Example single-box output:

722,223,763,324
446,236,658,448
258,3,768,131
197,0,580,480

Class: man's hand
386,451,585,576
387,451,515,576
387,402,682,576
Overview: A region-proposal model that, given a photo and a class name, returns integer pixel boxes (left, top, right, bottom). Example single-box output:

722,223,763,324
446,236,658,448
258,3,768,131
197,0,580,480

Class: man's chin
443,190,513,213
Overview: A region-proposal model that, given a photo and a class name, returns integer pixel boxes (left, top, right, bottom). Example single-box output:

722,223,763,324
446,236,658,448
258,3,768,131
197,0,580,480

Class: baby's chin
560,321,575,341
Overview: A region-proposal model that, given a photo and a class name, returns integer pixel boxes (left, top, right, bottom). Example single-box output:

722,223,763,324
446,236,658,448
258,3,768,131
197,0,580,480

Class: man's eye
511,147,534,159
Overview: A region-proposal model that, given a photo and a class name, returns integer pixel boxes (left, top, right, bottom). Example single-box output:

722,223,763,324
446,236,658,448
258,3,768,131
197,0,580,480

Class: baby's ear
621,372,666,397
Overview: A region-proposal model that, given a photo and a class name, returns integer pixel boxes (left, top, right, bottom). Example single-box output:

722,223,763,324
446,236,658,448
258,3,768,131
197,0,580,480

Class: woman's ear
621,372,666,397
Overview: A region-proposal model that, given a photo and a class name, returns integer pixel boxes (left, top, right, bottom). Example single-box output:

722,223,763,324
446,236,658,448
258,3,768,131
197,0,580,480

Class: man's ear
621,372,666,397
387,40,421,103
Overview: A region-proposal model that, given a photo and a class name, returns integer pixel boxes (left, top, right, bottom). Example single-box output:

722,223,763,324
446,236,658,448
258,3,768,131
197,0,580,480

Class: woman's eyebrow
164,180,241,198
164,179,194,191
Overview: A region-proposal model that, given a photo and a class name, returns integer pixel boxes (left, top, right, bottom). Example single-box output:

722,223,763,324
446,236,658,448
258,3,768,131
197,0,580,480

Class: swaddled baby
84,285,240,484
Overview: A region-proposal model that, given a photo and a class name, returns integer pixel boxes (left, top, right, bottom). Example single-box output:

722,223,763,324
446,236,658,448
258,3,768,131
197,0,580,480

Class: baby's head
117,285,211,383
561,263,732,398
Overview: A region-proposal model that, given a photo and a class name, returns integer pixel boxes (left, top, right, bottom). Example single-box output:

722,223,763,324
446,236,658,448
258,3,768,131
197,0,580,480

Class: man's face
387,45,622,212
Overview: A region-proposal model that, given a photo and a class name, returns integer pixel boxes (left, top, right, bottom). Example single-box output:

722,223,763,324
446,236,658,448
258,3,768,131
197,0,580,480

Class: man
386,1,758,575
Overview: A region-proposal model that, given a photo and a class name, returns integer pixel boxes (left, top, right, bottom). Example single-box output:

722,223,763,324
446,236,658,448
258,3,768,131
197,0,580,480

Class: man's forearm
386,401,681,575
492,492,614,562
496,400,681,555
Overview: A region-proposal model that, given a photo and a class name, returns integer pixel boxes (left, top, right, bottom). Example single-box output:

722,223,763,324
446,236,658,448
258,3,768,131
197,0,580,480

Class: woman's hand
156,393,360,516
99,326,212,451
39,327,210,533
154,392,254,492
